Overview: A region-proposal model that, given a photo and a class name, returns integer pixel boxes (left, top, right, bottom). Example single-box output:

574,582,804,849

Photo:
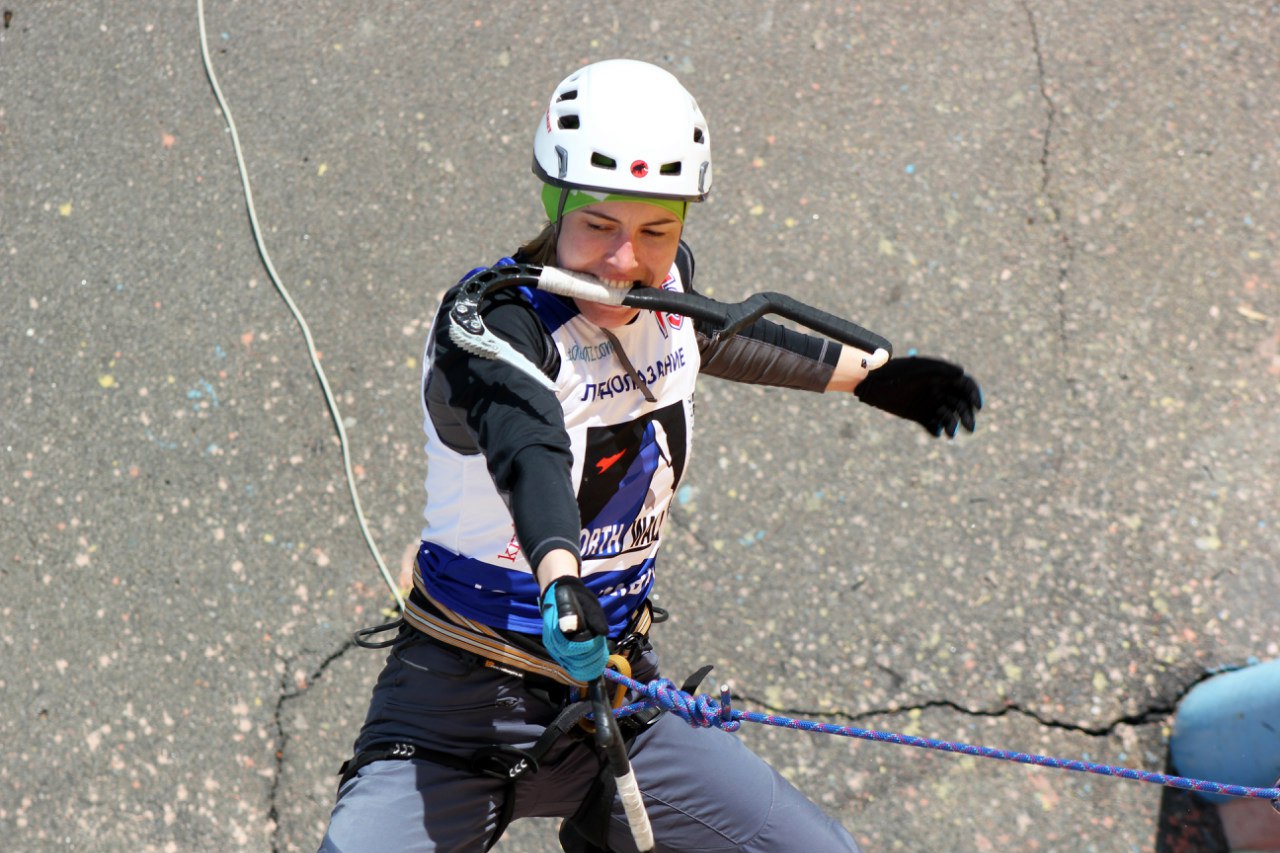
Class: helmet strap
552,186,571,248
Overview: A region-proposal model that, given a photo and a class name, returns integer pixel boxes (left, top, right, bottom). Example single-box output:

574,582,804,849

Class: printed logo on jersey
653,273,685,338
566,339,615,363
495,531,521,563
577,401,689,561
577,346,688,401
595,449,628,474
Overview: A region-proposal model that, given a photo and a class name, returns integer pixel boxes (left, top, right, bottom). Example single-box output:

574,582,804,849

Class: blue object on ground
1169,658,1280,804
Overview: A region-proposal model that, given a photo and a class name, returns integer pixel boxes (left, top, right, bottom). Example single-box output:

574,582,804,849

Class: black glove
854,356,982,437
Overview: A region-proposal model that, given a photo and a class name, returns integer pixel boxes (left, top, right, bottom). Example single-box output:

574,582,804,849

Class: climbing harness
385,584,661,687
337,630,675,852
336,695,591,852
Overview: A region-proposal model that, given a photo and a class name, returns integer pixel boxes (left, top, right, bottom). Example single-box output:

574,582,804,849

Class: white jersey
418,263,698,634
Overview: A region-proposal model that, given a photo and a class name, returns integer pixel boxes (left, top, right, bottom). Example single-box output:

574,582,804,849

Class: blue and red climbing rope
601,669,1280,807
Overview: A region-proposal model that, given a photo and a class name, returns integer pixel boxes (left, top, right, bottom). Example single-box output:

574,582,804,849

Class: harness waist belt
404,585,652,687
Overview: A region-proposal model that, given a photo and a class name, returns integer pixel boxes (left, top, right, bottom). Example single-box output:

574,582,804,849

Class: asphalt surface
2,2,1278,851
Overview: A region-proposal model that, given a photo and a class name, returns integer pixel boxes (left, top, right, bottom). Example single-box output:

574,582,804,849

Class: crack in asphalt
267,637,358,853
1022,0,1056,200
1021,0,1077,393
732,668,1217,742
733,690,1174,738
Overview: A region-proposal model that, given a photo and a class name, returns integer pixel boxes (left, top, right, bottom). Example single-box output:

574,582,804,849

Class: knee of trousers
618,715,861,852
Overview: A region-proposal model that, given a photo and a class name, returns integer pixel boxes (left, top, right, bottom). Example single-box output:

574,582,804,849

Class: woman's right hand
540,576,609,682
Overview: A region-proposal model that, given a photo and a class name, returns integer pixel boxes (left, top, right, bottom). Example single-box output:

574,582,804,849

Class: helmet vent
557,89,578,102
558,115,580,130
660,162,682,176
590,152,617,170
693,128,705,144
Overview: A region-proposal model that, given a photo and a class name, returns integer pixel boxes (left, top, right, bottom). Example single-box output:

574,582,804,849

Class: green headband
541,184,688,224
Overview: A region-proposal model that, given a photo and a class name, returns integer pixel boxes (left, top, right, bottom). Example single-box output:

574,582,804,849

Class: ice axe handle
588,677,654,852
621,288,892,366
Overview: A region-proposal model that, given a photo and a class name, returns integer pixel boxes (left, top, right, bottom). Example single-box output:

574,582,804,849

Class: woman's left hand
853,356,983,437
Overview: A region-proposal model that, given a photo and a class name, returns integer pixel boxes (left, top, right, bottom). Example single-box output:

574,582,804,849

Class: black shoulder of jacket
676,240,696,291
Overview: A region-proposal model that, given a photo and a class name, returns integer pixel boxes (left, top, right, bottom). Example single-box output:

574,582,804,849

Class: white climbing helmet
533,59,712,202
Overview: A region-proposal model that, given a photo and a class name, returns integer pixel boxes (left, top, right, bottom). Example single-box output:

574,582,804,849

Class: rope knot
606,670,740,732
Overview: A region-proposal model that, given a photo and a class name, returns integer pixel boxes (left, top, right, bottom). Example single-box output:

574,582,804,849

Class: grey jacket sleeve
696,320,841,391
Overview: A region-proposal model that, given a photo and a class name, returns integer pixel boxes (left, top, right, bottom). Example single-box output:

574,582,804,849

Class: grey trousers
318,630,860,853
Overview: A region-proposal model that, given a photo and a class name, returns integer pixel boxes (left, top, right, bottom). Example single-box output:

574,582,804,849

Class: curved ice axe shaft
448,264,893,389
589,677,654,852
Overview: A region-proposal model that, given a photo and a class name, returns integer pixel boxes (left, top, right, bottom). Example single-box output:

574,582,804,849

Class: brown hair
518,222,558,265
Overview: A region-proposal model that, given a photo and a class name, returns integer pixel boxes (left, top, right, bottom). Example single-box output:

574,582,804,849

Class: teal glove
540,577,609,682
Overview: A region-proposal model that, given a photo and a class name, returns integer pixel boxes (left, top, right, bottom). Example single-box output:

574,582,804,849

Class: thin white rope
196,0,404,612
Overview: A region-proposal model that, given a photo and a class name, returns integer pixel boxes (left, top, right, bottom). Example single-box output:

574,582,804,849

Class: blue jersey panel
418,541,653,636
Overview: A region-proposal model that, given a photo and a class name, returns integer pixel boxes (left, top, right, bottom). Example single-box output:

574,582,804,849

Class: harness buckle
611,599,662,660
612,630,650,660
